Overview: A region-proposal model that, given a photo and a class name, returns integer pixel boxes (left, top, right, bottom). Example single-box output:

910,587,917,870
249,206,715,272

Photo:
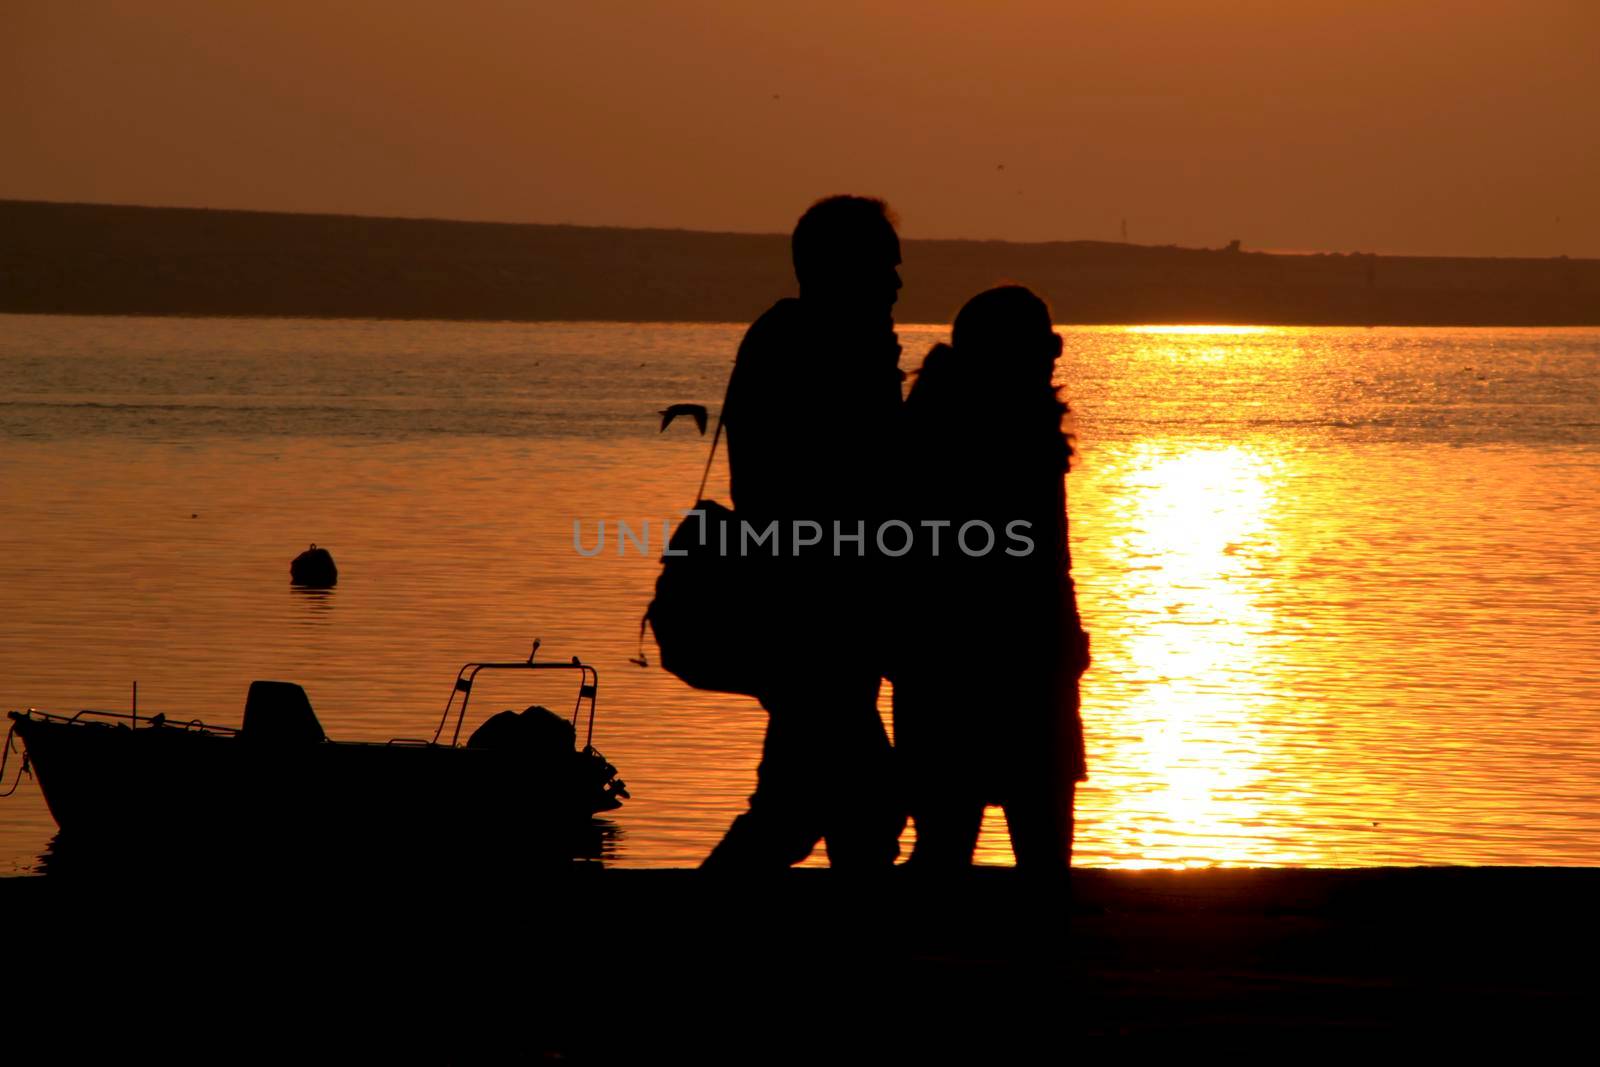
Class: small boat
3,641,628,850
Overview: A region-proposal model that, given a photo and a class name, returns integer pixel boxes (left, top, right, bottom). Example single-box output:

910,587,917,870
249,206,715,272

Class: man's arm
725,303,812,518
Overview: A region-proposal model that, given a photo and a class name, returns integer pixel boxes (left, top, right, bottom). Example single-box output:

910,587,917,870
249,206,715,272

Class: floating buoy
290,544,338,587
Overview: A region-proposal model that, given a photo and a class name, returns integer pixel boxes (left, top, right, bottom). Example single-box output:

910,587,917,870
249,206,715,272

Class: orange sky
4,1,1596,257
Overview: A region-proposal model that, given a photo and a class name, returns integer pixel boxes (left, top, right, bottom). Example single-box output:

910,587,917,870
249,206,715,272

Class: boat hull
11,713,620,848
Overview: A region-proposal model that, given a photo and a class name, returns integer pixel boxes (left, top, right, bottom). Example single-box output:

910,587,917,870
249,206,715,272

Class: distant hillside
2,199,1597,326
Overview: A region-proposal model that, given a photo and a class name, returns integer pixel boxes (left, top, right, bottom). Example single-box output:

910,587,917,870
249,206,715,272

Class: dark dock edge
5,866,1596,1055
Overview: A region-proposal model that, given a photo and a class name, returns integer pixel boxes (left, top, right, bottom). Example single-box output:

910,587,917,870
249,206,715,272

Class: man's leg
893,677,979,870
701,695,826,870
907,797,984,870
818,673,903,869
704,673,902,871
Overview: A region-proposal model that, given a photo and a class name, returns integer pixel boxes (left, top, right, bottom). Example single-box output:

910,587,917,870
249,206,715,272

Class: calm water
2,314,1598,873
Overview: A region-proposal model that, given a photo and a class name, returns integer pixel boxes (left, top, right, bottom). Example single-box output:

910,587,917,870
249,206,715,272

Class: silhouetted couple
701,196,1089,874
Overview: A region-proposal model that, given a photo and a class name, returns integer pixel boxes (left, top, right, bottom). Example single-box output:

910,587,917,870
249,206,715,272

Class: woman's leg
1003,781,1075,873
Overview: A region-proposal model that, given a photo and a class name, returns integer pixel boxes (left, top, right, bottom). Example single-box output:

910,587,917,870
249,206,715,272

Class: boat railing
7,707,239,735
432,639,600,750
3,706,244,797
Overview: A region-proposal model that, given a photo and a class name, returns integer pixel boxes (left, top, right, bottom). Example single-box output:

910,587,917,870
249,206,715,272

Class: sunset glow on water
3,315,1597,872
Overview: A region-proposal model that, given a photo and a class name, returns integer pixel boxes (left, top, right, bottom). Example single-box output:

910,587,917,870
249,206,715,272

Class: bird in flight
658,403,709,434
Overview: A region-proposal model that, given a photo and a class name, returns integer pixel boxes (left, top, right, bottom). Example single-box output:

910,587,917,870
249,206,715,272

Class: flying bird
658,403,709,434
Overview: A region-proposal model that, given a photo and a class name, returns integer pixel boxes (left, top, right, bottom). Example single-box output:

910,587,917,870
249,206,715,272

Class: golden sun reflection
1124,324,1278,336
1107,447,1281,867
974,441,1326,869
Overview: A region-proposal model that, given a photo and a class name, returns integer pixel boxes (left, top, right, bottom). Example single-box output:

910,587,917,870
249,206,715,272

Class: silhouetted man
701,195,906,870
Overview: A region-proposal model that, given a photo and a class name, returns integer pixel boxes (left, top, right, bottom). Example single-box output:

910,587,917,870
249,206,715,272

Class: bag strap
689,369,735,509
635,368,735,669
693,417,724,507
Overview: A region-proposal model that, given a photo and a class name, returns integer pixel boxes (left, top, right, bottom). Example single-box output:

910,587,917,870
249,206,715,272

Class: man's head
791,195,902,313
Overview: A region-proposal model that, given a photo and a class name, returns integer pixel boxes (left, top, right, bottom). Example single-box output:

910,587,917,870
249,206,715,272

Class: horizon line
4,196,1592,265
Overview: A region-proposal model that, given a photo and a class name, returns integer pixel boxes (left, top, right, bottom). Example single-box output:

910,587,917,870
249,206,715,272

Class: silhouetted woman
892,286,1089,872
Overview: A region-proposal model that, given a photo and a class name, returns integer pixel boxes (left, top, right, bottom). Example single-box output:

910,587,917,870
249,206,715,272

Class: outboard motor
241,681,327,744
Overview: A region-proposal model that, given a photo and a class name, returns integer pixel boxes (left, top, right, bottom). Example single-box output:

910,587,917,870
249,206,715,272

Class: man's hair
791,195,898,285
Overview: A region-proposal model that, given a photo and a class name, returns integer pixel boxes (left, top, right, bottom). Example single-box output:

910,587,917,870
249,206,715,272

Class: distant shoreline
4,199,1597,327
8,309,1600,334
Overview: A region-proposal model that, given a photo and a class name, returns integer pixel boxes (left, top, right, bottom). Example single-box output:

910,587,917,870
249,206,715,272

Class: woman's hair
951,285,1055,361
915,285,1073,468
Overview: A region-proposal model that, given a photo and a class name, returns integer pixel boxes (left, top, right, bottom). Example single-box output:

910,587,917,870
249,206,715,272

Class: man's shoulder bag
641,393,772,697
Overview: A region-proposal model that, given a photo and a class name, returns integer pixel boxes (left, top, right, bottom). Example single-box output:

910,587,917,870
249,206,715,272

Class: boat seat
241,681,327,744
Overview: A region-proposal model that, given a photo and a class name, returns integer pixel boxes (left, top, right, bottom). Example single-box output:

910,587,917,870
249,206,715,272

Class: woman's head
951,286,1062,379
917,284,1072,468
